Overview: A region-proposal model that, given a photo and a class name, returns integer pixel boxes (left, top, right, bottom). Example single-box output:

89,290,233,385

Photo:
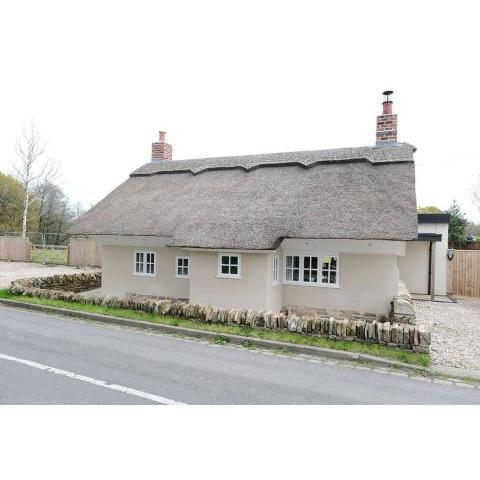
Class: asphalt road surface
0,304,479,404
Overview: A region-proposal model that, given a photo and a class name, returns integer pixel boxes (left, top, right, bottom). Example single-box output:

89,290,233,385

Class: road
0,304,479,404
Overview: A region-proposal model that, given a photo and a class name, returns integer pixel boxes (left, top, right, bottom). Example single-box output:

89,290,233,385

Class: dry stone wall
391,281,416,325
12,272,102,293
9,273,429,353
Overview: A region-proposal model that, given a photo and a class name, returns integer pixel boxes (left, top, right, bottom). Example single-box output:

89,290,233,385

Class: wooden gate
447,250,480,297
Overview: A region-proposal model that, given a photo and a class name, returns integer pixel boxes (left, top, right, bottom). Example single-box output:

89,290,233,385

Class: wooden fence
448,241,480,250
447,250,480,297
68,238,102,267
0,237,31,261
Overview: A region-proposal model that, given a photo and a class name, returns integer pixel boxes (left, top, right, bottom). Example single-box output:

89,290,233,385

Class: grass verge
0,289,430,367
31,248,68,265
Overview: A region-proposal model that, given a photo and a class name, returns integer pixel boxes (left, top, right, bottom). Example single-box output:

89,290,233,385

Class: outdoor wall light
447,249,455,261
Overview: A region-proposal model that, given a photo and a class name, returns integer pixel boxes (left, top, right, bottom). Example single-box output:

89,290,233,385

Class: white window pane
230,265,238,275
230,256,238,265
183,267,188,276
293,269,299,281
221,256,229,265
286,256,292,268
286,268,292,281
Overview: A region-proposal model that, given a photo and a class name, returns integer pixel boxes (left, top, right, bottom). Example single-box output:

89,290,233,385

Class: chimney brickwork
376,91,397,145
152,131,172,160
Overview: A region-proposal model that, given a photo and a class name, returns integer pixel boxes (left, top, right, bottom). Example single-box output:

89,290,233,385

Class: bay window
284,254,338,287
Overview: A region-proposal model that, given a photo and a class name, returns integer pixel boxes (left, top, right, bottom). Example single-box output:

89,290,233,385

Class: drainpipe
430,241,436,301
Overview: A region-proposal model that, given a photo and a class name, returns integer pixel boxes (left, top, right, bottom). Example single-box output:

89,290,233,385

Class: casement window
134,250,156,276
285,255,300,282
176,256,190,278
218,253,241,279
284,254,338,287
272,255,280,285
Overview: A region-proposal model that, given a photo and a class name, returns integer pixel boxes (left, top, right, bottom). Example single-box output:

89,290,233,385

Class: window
285,255,300,282
303,256,318,283
134,250,155,276
272,256,279,285
321,255,337,285
176,256,190,278
284,254,338,287
218,253,241,278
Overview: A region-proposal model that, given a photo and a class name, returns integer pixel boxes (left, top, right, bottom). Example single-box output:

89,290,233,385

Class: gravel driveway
0,261,94,289
416,297,480,371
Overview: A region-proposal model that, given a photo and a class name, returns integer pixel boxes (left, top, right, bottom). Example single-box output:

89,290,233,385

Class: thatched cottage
70,93,448,317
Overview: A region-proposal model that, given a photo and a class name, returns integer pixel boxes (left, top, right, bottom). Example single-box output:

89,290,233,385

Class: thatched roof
70,143,418,249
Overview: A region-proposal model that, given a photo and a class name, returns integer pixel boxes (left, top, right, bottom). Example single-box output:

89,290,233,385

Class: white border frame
272,255,280,286
175,256,190,279
283,253,339,288
133,250,157,277
217,252,242,279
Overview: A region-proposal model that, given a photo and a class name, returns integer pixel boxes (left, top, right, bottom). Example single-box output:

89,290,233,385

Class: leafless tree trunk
12,121,57,237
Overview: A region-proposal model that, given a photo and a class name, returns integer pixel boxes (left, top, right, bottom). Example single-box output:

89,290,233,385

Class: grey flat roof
417,233,442,242
418,213,450,224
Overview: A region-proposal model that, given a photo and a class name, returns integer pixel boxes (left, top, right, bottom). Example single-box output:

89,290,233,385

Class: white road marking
0,352,185,405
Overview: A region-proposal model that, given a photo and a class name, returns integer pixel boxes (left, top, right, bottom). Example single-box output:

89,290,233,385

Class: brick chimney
376,90,397,145
152,131,172,161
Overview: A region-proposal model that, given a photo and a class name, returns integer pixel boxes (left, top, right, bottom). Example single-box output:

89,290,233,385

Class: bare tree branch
11,120,58,237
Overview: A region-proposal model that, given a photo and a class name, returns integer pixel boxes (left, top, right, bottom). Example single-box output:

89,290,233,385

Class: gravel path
416,297,480,371
0,261,94,289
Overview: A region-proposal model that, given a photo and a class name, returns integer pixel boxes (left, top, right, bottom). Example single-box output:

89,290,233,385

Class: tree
446,200,468,243
33,180,75,244
0,172,26,232
417,205,444,213
466,222,480,238
12,121,57,237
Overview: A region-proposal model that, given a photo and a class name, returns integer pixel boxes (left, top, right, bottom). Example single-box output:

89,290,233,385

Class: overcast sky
1,1,479,221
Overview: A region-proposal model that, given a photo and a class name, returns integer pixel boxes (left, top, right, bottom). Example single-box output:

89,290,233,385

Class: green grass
31,248,68,265
0,289,430,367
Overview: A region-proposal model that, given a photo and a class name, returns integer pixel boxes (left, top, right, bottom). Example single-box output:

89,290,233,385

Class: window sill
175,275,190,279
216,275,242,280
283,281,340,289
133,273,156,278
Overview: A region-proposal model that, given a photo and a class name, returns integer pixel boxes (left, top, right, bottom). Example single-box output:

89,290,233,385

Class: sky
1,0,480,220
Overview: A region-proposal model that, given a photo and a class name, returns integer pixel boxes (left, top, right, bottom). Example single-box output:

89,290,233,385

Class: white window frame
175,256,190,278
133,250,156,277
272,255,280,286
217,253,242,279
283,254,339,288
